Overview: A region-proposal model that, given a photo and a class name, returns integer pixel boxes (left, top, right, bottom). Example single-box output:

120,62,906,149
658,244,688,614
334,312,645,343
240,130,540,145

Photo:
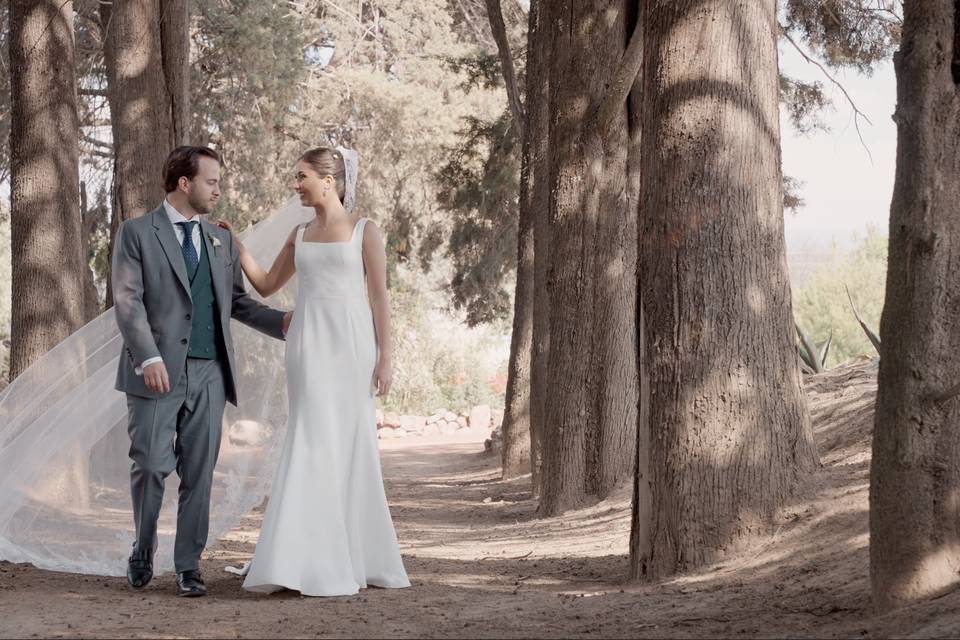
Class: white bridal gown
243,218,410,597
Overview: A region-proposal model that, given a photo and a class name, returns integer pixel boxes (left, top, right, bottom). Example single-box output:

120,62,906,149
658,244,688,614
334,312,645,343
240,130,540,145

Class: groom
112,146,290,597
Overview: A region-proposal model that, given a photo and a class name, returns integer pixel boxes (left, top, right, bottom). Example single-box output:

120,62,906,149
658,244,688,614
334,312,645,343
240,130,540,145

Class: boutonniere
208,233,222,256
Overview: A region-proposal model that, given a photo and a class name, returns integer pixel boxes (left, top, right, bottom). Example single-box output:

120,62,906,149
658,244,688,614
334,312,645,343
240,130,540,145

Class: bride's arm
362,221,393,396
216,221,297,298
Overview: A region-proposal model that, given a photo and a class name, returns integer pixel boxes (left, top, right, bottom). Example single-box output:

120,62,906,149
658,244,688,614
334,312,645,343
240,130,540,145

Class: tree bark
527,0,552,494
100,0,190,308
484,0,524,142
489,0,532,480
101,0,186,222
870,0,960,610
538,0,638,515
500,186,533,479
634,0,817,577
8,0,87,379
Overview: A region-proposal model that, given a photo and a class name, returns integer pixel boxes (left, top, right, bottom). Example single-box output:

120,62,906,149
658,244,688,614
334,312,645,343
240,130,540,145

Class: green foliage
383,264,507,414
783,0,901,73
796,323,832,374
793,226,887,367
779,74,829,136
191,0,308,227
433,110,520,326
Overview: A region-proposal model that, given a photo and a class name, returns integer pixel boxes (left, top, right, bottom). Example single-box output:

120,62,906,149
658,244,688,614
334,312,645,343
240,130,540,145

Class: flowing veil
0,195,323,577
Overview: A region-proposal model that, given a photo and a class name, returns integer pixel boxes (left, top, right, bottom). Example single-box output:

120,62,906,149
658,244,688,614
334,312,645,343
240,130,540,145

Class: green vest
186,241,224,360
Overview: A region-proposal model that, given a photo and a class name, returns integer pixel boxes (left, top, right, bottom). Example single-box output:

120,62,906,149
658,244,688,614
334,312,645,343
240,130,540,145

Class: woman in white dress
216,147,410,597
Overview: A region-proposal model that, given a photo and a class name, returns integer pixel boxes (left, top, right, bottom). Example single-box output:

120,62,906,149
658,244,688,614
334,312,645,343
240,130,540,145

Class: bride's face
294,161,334,207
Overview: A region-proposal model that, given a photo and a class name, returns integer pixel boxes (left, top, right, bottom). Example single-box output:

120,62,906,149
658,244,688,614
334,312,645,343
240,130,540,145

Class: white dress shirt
136,200,204,375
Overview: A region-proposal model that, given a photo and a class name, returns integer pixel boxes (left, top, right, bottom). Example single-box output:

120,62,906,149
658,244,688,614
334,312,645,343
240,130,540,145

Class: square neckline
298,217,366,245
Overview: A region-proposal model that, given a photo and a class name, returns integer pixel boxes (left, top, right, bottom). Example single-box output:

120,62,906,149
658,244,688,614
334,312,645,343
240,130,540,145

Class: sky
778,43,898,251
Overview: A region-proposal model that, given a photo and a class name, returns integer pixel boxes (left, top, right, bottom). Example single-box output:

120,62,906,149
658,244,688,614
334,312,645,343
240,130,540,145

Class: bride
216,147,410,597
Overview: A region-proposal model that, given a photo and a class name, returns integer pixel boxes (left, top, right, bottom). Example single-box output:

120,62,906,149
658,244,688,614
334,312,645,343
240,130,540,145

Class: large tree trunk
101,0,187,221
527,0,552,494
633,0,817,577
538,0,638,515
8,0,87,379
870,0,960,610
100,0,189,308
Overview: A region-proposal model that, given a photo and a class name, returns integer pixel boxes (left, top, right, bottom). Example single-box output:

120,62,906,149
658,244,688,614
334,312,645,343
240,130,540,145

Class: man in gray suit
112,146,290,597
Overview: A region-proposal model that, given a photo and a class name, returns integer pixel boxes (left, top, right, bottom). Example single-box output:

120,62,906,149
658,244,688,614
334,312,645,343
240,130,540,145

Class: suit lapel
198,218,227,311
152,206,191,298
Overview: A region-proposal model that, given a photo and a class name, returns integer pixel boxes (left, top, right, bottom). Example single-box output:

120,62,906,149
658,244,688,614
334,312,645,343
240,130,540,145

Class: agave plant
845,284,881,355
796,323,832,374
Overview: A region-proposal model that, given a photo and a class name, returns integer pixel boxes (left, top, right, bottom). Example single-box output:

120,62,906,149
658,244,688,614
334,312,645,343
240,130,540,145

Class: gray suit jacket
112,204,284,406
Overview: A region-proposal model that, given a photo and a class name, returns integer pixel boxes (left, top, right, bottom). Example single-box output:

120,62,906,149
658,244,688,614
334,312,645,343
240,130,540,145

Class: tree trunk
102,0,177,222
870,0,960,610
8,0,87,379
538,0,638,515
528,0,552,494
488,0,532,480
634,0,817,577
101,0,189,220
100,0,189,308
500,193,533,479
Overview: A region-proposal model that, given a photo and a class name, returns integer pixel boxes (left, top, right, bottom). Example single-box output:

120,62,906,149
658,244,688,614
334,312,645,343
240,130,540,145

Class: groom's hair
164,146,221,193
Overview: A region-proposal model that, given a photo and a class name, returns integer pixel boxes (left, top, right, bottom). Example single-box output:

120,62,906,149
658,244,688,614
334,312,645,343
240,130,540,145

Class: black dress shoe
176,569,207,597
126,548,153,589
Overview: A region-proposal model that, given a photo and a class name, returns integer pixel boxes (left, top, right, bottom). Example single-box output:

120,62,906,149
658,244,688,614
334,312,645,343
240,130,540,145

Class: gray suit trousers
127,358,226,572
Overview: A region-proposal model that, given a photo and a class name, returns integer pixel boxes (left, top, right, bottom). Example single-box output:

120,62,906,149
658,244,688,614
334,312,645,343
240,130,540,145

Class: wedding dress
242,220,410,596
0,196,327,576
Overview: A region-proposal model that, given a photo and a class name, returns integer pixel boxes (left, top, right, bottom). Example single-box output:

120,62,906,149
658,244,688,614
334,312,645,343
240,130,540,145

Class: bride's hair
299,147,346,204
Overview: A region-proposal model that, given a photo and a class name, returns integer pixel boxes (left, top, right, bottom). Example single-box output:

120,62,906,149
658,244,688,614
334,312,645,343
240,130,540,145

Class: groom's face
186,156,221,214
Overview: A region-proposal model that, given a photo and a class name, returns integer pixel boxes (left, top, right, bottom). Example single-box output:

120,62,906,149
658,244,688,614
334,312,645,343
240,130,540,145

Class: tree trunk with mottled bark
528,0,552,495
101,0,188,222
485,0,533,480
870,0,960,610
100,0,189,309
633,0,817,577
8,0,87,380
538,0,639,515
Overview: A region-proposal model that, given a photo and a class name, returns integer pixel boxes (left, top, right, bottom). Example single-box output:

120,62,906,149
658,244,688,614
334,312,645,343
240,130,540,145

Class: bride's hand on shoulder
213,219,245,252
373,359,392,397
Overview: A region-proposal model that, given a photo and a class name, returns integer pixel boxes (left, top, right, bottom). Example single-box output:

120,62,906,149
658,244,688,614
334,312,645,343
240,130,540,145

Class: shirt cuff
136,356,163,376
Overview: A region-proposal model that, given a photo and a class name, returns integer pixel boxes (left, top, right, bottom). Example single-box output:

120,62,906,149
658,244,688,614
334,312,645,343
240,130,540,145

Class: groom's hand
282,311,292,336
143,362,171,394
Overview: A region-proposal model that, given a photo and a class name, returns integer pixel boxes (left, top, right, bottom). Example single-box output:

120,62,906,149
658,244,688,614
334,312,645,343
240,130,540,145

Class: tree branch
80,133,112,150
589,18,643,139
779,24,875,162
485,0,525,141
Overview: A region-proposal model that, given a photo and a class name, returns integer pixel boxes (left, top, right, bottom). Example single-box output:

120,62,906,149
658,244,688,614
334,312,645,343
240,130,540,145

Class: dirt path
3,360,960,638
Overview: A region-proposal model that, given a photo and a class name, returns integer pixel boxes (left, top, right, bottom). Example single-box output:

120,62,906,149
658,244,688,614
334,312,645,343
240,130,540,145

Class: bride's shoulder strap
354,217,369,243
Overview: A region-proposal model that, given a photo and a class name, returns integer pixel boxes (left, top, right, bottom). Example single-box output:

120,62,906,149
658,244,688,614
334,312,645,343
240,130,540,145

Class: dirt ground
3,358,960,638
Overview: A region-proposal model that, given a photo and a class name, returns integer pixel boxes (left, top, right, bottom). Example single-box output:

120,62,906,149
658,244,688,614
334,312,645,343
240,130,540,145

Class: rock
440,422,459,435
456,416,468,429
423,423,440,436
378,426,396,439
469,405,492,431
228,420,270,447
484,425,502,456
411,415,427,431
427,412,445,425
384,413,401,428
444,410,458,422
394,427,408,438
